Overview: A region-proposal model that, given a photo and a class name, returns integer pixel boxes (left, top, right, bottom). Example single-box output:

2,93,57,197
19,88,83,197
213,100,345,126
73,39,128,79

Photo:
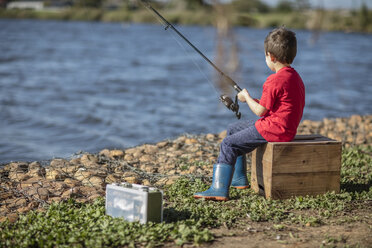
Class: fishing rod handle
234,85,242,92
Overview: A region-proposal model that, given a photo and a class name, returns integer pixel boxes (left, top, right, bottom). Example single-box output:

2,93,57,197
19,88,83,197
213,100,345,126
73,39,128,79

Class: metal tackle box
105,183,163,224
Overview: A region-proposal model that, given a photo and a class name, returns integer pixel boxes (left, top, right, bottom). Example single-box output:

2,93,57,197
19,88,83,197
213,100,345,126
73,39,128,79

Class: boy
194,27,305,201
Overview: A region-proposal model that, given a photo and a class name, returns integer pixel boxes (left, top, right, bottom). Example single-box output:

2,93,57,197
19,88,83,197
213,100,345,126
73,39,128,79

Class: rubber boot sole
232,185,249,189
193,195,228,201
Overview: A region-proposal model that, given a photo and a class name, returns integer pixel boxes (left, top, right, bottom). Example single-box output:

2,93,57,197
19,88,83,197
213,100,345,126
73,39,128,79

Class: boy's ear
269,53,276,62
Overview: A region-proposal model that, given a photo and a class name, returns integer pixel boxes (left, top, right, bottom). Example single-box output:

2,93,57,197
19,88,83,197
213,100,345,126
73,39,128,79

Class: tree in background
275,0,293,13
74,0,103,8
360,2,370,32
184,0,205,10
294,0,310,11
231,0,270,13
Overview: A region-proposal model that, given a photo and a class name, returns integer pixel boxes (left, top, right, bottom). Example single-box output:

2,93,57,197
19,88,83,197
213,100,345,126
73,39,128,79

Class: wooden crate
251,135,342,199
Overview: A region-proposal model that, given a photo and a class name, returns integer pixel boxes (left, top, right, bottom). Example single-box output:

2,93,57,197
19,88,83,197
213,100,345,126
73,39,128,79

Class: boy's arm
237,89,268,117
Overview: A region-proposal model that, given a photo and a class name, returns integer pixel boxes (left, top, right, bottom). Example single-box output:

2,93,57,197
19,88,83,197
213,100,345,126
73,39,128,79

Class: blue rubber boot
194,163,233,201
231,155,249,189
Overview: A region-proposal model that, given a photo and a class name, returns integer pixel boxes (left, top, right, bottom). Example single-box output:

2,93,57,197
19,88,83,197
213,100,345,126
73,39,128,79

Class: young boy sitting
194,27,305,201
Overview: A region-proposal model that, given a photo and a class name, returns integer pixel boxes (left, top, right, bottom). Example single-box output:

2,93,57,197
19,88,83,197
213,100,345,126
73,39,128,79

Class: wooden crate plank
270,172,340,199
271,143,342,174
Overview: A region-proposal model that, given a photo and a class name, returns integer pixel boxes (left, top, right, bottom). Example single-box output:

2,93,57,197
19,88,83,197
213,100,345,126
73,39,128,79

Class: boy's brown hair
264,27,297,64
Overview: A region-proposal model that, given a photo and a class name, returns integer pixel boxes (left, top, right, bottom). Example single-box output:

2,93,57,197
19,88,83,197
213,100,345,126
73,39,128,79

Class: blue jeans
217,120,267,166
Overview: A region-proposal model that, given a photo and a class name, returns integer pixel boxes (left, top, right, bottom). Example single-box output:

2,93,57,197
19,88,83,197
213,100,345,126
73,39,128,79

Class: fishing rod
140,0,242,119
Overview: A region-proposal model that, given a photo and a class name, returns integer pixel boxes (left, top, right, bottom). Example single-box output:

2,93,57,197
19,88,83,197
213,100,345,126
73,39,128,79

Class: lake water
0,19,371,163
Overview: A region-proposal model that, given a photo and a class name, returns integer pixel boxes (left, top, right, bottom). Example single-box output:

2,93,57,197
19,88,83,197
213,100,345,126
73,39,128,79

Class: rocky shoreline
0,114,371,223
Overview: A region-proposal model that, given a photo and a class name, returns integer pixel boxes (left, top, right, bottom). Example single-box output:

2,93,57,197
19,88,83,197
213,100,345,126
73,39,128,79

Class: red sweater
255,67,305,142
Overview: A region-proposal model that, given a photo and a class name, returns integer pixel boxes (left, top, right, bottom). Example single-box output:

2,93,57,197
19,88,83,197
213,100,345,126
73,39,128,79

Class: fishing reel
220,94,241,119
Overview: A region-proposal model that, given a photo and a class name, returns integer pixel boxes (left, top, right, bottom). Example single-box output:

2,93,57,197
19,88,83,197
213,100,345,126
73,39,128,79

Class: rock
218,130,227,139
48,197,62,203
88,169,107,177
27,162,46,177
0,191,13,200
6,162,28,172
188,166,197,174
69,157,81,165
64,178,81,188
80,154,99,168
132,150,144,159
78,186,98,197
17,206,32,214
26,187,49,201
4,198,25,209
28,201,39,208
348,115,362,127
155,177,168,186
60,165,80,175
88,194,101,201
61,187,81,199
155,176,180,186
185,138,198,145
51,181,68,192
356,133,365,144
144,145,158,154
109,150,125,159
122,176,141,184
156,141,169,148
18,177,43,188
28,161,42,171
50,159,70,168
175,136,187,143
125,147,143,155
75,198,89,203
142,179,151,186
165,151,177,158
105,174,119,184
8,171,29,182
82,176,104,188
74,168,94,181
195,151,203,156
37,188,49,200
206,133,215,141
139,154,152,163
0,216,8,223
124,154,135,161
99,149,111,157
6,213,19,223
157,155,168,163
141,165,158,173
172,143,182,149
45,169,65,180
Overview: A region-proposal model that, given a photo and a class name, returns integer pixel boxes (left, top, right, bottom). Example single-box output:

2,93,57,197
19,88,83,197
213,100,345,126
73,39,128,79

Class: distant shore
1,8,371,33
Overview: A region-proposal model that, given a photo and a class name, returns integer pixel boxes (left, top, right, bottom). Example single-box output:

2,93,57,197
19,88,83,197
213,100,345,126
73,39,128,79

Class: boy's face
265,52,276,72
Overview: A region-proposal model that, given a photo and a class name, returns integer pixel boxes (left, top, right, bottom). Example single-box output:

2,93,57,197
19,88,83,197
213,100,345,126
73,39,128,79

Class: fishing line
139,0,242,119
168,29,222,96
142,3,220,95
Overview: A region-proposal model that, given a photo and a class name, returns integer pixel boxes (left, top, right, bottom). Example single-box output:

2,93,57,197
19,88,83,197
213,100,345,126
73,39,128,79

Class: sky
261,0,372,9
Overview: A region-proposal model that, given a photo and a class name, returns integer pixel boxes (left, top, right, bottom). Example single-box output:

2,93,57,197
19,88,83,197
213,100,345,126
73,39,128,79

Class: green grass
1,146,371,247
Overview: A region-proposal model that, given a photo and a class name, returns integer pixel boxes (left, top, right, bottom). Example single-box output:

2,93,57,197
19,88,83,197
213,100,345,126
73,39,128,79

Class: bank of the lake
0,114,370,214
1,7,371,33
0,115,371,247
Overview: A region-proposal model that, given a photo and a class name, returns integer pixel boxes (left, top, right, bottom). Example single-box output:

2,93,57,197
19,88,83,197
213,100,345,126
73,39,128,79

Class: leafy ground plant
0,198,213,247
0,145,371,247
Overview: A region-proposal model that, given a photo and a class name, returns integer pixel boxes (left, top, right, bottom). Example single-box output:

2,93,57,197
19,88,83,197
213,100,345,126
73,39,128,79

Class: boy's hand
237,89,250,102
